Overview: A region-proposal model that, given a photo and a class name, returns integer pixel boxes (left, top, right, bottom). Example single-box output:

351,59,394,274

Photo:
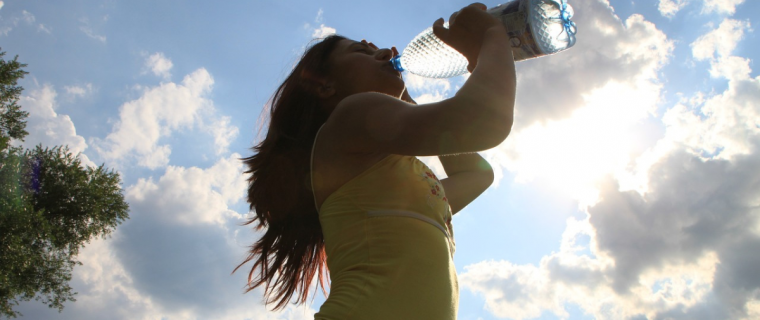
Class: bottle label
488,0,544,61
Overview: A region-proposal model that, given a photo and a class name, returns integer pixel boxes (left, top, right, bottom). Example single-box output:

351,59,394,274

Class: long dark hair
235,35,346,310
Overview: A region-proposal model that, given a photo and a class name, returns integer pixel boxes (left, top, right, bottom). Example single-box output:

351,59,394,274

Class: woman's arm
438,153,494,214
324,4,515,156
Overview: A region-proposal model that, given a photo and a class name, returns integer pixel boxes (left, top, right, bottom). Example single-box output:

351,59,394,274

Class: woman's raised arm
324,3,516,156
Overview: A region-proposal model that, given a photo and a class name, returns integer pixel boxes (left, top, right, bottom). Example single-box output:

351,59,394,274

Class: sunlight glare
499,80,660,207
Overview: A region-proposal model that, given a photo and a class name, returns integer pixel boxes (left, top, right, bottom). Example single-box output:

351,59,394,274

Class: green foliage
0,146,130,319
27,146,131,255
0,50,130,319
0,50,29,152
0,148,75,318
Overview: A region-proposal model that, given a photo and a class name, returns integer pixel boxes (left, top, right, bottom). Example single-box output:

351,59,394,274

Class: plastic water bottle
390,0,577,78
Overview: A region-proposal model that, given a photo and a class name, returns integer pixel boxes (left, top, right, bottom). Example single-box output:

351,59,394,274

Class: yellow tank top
311,126,458,320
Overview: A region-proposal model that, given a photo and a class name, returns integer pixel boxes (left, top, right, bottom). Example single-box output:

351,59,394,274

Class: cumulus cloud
459,0,760,318
305,8,336,39
481,0,673,198
207,115,239,156
113,154,317,319
16,155,318,320
464,137,760,319
492,78,662,204
312,24,336,39
702,0,745,15
659,0,690,18
506,2,672,130
93,68,238,168
691,18,752,80
144,52,173,80
708,55,752,80
405,73,454,104
18,84,94,167
691,19,751,61
124,154,246,226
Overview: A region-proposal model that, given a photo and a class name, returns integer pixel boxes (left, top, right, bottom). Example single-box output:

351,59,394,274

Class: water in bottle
390,0,577,78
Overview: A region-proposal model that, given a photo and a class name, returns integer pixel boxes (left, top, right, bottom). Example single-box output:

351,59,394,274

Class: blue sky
3,0,760,319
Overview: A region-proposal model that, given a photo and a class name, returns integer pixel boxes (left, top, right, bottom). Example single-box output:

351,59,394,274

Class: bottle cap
390,55,405,72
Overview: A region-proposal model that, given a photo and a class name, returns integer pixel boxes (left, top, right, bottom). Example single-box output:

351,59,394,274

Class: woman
236,3,516,319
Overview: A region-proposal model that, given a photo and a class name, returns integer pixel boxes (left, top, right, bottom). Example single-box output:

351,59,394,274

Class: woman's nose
375,48,394,61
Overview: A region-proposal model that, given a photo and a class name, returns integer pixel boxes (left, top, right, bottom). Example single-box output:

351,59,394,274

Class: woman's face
324,39,405,102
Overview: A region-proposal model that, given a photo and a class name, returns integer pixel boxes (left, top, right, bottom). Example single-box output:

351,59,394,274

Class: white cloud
21,10,34,24
125,153,246,226
498,3,673,135
16,155,320,319
0,9,52,35
64,83,94,98
0,9,38,36
405,72,457,105
144,52,173,80
80,25,106,42
79,17,106,43
661,76,760,162
305,8,336,39
93,68,216,169
107,155,318,319
311,24,336,39
461,260,566,320
93,66,240,168
37,23,52,34
691,19,752,81
463,141,760,318
459,0,760,318
66,237,161,318
494,79,662,206
691,19,751,61
315,8,325,23
486,0,673,197
0,1,4,11
207,116,239,156
18,84,94,167
709,55,752,80
702,0,745,15
659,0,690,17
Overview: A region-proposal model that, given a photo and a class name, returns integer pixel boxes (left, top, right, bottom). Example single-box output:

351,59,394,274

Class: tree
0,50,130,319
0,50,28,152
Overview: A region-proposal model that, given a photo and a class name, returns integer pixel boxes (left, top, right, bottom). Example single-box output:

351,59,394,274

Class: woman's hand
432,3,503,72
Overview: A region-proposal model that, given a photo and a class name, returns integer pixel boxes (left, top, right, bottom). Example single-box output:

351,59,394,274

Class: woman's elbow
479,116,512,150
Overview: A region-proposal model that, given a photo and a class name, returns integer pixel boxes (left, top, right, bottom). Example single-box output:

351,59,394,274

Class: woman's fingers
360,39,379,50
468,2,487,10
432,17,448,42
449,11,459,25
449,3,486,27
432,3,502,72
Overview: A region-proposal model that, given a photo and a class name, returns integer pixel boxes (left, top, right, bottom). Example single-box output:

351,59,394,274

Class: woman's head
277,35,404,115
261,35,404,150
319,38,405,109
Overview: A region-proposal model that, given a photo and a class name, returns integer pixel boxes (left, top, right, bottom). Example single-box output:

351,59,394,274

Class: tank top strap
310,124,326,213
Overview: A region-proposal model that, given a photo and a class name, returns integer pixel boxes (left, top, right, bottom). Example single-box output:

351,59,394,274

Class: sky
2,0,759,319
